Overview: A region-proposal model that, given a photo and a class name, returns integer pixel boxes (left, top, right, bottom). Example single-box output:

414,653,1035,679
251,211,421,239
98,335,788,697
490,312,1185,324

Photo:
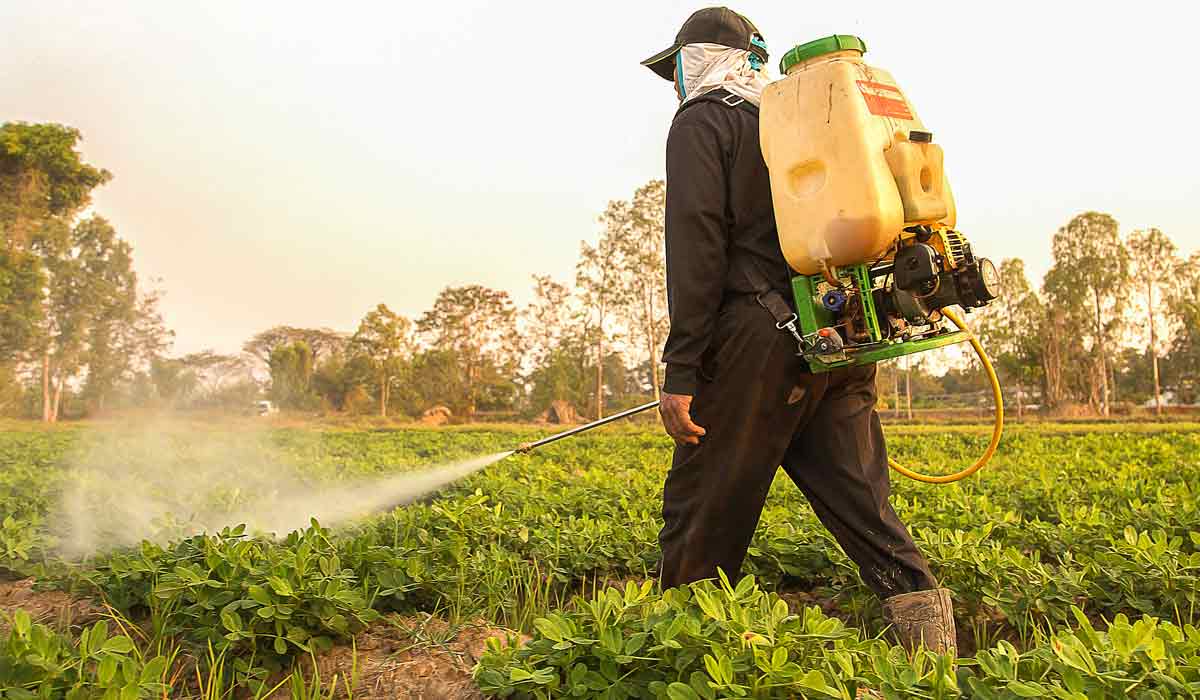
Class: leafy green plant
4,424,1200,696
92,522,378,664
962,607,1200,698
0,610,170,699
475,573,903,699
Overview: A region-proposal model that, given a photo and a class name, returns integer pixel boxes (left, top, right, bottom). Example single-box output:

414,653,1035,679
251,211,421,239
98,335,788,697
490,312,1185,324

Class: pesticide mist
54,422,511,557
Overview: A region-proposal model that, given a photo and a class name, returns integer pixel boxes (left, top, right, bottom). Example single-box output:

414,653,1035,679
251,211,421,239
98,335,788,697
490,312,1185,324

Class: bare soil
269,614,529,700
0,578,106,636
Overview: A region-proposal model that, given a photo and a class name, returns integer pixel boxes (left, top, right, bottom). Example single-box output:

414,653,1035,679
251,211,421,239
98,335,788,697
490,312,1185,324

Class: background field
2,421,1199,698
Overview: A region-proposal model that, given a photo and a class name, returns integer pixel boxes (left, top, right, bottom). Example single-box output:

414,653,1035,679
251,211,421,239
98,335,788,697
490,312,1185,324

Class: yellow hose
887,307,1004,484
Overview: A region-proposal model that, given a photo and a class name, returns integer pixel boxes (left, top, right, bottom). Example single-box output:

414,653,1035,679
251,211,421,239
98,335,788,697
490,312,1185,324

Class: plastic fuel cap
779,35,866,74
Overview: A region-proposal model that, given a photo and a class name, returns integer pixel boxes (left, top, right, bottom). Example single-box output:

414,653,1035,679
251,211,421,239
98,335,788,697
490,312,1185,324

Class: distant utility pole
893,364,901,419
905,356,913,421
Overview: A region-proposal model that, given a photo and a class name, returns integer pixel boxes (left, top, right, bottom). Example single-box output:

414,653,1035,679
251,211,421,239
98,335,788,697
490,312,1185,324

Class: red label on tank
856,80,914,120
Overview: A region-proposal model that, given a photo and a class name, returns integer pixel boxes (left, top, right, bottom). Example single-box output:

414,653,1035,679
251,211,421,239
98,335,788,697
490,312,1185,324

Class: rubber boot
882,588,957,655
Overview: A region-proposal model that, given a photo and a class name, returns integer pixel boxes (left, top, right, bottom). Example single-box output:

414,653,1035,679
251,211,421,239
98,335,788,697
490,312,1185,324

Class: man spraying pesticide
522,8,1005,655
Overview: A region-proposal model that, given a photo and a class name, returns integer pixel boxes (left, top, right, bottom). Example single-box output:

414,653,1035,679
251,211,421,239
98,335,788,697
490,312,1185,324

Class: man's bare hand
660,393,707,446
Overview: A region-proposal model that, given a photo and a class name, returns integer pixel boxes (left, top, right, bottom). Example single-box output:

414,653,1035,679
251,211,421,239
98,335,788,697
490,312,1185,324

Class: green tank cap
779,35,867,74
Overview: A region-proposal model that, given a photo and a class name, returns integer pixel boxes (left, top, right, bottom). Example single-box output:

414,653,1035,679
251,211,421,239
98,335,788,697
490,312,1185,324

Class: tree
577,231,621,419
973,259,1045,418
243,326,347,369
350,304,416,417
30,216,159,420
1126,228,1178,415
312,353,372,412
610,180,669,403
0,364,23,417
150,357,199,404
417,285,519,418
523,275,575,369
0,246,42,362
73,217,160,412
176,351,253,401
268,341,317,409
1167,252,1200,402
1042,212,1131,415
404,349,463,414
521,274,596,413
1,122,111,249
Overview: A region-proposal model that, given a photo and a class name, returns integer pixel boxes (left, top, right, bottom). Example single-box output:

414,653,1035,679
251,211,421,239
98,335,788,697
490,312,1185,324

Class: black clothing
656,297,937,596
662,90,791,396
657,90,936,598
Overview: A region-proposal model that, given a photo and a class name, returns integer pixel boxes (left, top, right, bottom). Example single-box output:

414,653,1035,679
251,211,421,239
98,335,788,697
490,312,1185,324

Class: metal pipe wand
515,400,661,453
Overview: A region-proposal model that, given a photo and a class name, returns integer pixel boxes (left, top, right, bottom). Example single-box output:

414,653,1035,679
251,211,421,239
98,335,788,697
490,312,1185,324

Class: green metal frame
791,264,970,373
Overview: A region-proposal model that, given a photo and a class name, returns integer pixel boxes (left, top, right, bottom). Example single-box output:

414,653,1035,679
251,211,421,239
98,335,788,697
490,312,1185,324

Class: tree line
2,121,1194,421
0,123,671,420
228,180,671,420
973,214,1194,416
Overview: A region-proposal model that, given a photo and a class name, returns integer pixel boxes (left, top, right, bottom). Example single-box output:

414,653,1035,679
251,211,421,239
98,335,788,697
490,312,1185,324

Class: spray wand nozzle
513,400,661,454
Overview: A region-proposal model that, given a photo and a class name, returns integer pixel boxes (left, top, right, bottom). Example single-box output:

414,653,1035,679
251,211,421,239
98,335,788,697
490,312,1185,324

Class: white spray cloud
54,421,511,557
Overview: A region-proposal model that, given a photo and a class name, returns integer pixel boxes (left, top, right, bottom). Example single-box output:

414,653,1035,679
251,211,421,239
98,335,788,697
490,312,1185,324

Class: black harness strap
677,90,806,350
676,88,759,116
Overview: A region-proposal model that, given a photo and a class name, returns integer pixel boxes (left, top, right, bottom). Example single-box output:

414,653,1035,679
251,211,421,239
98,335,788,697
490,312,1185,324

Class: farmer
642,7,956,653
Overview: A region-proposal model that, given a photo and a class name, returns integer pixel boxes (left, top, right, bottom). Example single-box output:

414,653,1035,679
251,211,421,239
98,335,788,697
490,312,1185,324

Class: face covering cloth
675,42,771,106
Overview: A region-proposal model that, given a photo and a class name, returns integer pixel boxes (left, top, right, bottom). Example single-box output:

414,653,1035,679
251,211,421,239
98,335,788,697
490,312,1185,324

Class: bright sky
3,1,1195,355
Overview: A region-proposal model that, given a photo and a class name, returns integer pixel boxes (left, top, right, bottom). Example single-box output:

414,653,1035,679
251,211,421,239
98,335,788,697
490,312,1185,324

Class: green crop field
1,423,1199,698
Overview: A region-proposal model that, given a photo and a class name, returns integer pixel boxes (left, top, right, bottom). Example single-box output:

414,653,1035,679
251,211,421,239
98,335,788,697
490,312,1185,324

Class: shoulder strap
676,88,760,118
675,90,805,351
741,257,797,325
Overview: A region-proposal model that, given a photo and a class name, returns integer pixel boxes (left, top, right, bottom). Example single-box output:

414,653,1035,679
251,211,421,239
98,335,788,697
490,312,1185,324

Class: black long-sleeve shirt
661,90,792,395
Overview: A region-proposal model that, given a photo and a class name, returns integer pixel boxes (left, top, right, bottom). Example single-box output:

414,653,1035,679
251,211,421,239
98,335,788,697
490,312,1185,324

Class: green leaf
1051,636,1097,674
102,636,134,654
98,655,118,685
690,671,717,700
14,609,31,636
667,682,700,700
1006,680,1048,697
533,617,564,642
624,632,647,655
510,668,533,682
268,575,295,597
141,656,168,685
770,647,788,671
703,654,725,684
798,670,836,697
693,589,725,622
248,585,273,606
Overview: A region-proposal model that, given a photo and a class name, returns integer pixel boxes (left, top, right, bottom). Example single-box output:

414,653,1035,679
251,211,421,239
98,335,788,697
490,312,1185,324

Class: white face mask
674,42,771,106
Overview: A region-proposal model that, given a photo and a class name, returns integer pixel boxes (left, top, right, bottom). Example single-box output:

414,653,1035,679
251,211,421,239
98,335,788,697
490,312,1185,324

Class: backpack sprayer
521,36,1005,484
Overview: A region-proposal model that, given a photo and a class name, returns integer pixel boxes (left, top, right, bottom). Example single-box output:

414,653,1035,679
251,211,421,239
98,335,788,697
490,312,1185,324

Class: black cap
641,7,767,81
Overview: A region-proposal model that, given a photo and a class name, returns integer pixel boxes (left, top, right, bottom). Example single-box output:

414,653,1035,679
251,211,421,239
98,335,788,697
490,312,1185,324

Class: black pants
658,296,937,599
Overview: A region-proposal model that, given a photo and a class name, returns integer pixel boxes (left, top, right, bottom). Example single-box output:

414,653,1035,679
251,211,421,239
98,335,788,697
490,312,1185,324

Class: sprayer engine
792,226,1000,371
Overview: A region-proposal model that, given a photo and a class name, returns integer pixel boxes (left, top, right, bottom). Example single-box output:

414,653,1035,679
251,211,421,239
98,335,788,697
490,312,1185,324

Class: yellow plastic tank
760,35,955,276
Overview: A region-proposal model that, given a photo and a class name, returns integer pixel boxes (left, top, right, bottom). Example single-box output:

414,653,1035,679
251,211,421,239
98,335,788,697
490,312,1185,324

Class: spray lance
516,400,662,454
